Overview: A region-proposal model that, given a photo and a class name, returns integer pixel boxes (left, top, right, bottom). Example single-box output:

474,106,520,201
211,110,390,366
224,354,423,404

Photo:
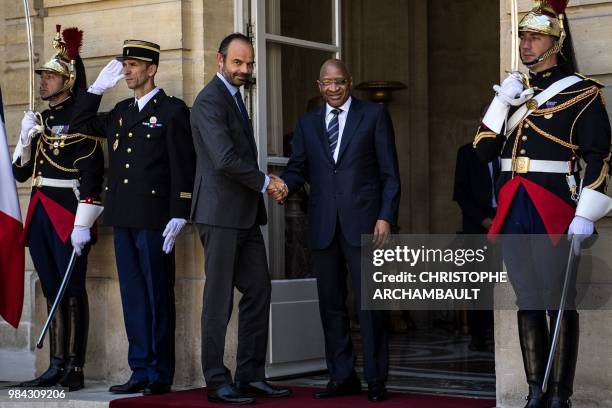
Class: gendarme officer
474,1,612,406
70,40,196,395
13,26,104,391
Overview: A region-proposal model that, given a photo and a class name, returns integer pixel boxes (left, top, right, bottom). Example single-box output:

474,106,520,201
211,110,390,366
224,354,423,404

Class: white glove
567,215,594,255
88,59,125,95
493,73,525,106
71,226,91,256
162,218,187,254
19,111,38,145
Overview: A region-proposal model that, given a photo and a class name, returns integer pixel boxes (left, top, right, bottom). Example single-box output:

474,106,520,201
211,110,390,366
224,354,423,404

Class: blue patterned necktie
327,108,341,157
234,89,250,127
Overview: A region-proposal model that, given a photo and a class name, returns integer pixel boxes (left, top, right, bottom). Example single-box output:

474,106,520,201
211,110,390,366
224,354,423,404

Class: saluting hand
89,59,125,95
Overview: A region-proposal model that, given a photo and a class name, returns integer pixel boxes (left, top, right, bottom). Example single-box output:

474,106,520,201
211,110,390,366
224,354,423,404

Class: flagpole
22,0,35,111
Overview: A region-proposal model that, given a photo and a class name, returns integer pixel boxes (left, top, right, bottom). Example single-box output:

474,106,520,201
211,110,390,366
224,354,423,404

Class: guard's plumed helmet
36,25,87,99
518,0,571,68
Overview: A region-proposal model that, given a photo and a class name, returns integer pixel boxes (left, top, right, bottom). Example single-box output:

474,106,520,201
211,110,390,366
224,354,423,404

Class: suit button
105,186,108,191
123,179,129,184
522,136,528,141
128,132,133,138
334,170,338,174
524,123,530,129
125,163,130,169
520,149,526,155
37,171,42,176
127,147,132,153
115,133,119,137
49,116,54,120
146,134,151,139
152,190,156,195
39,160,44,164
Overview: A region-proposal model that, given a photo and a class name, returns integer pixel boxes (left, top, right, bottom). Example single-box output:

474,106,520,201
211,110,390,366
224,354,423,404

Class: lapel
125,89,166,130
336,98,364,164
213,75,258,159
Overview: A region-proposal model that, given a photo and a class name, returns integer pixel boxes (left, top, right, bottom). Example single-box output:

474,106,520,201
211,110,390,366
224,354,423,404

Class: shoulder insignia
575,72,604,88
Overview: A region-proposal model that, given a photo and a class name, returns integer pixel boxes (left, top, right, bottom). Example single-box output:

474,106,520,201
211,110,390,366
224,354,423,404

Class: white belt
32,176,80,199
501,158,576,174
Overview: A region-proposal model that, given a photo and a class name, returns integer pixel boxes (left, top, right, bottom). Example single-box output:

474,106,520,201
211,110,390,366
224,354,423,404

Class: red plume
546,0,569,15
61,27,83,60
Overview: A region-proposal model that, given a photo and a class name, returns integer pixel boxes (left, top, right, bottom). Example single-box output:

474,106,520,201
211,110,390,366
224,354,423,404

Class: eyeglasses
318,78,349,87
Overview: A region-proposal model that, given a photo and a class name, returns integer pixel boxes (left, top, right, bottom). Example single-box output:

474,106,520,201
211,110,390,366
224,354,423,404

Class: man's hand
71,226,91,256
89,59,125,95
372,219,391,249
162,218,187,254
567,215,594,255
267,174,288,203
481,217,493,231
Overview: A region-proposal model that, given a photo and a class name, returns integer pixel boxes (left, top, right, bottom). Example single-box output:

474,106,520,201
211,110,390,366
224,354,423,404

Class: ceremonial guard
474,1,612,407
12,26,104,391
70,40,195,395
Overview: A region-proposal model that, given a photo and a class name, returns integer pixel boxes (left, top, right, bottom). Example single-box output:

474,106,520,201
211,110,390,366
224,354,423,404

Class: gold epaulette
473,129,497,147
575,72,604,88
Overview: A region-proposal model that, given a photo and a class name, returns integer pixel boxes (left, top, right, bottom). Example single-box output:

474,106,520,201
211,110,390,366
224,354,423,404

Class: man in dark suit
70,40,195,395
273,59,401,402
453,142,499,234
190,33,290,405
452,141,498,351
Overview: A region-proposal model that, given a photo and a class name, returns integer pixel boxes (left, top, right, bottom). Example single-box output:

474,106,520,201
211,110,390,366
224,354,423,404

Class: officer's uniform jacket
12,96,105,243
474,66,612,235
70,89,195,230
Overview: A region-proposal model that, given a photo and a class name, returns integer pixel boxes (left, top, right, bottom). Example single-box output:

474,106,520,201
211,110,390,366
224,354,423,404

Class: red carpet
109,387,495,408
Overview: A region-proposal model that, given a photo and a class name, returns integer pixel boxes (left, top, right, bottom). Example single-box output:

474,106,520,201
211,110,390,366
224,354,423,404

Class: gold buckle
32,175,43,188
513,157,530,174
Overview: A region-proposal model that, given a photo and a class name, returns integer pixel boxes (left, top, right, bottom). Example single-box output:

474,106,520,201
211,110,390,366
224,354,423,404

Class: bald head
319,59,351,80
317,59,352,108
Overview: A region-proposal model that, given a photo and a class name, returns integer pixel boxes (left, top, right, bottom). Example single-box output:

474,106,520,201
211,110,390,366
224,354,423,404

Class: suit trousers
312,221,388,384
197,223,271,390
113,227,176,385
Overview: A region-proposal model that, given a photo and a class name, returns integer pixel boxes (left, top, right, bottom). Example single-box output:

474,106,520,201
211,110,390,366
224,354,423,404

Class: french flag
0,87,25,328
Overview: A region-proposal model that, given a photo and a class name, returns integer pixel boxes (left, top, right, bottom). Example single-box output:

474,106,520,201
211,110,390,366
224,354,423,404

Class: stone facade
0,1,611,406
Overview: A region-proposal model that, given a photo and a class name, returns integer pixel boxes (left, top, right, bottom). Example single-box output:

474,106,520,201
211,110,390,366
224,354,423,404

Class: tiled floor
281,329,496,399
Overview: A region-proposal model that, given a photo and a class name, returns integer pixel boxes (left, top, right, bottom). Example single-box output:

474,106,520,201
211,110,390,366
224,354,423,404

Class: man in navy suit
273,59,401,402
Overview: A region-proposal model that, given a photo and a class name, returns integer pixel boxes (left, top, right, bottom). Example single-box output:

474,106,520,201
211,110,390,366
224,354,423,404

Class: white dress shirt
135,86,160,111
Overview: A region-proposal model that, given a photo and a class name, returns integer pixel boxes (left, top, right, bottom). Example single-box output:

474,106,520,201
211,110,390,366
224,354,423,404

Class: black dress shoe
208,384,255,405
142,382,171,395
368,383,387,402
109,378,148,394
236,381,291,398
314,376,362,399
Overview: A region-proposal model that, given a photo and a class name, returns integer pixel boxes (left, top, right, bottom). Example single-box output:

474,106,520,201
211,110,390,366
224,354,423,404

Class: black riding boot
58,295,89,391
19,300,66,387
518,311,549,408
546,311,579,408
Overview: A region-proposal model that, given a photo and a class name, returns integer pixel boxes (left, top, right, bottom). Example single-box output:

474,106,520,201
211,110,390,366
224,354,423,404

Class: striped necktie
327,108,341,157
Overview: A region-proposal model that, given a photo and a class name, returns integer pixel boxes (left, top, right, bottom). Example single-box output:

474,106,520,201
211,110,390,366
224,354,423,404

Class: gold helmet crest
36,25,83,96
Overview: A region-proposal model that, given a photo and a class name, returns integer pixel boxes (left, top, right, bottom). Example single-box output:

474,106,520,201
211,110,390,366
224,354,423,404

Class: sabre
511,0,519,72
22,0,35,111
36,249,78,349
541,236,577,393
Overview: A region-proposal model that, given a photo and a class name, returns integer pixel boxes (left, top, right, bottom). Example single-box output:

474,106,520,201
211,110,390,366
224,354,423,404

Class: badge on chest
142,116,163,128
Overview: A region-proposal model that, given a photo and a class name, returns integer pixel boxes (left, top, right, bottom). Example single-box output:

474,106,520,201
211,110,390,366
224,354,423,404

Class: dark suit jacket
71,89,195,229
282,97,401,250
453,143,497,234
190,75,267,228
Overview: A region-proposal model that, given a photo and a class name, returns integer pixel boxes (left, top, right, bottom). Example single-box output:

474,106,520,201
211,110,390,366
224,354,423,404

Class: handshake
266,174,289,203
